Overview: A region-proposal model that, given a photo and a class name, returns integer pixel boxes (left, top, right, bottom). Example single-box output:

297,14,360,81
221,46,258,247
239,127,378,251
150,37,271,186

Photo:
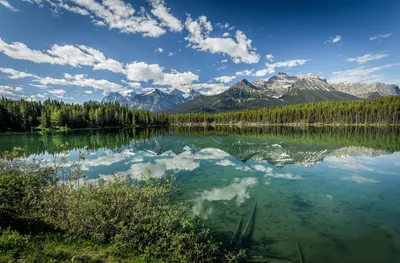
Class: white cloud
154,71,199,87
125,61,165,82
84,90,93,94
253,59,309,77
121,80,141,88
0,38,199,91
265,54,274,62
149,0,183,32
28,93,47,101
346,53,388,64
48,89,67,95
221,59,228,63
329,64,400,83
235,69,254,76
370,33,392,41
214,75,236,83
0,38,124,73
0,67,37,79
215,22,230,29
33,73,129,95
26,0,176,37
168,52,174,56
186,83,229,95
222,32,230,37
325,35,342,44
0,85,21,97
185,15,260,64
0,0,19,11
155,47,163,53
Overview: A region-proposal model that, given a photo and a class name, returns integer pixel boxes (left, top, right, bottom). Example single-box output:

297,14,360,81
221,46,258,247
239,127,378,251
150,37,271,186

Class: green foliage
170,96,400,125
0,152,243,262
0,97,169,131
0,228,33,257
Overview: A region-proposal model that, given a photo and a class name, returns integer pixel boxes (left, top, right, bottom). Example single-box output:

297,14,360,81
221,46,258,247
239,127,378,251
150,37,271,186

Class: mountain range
102,88,200,112
102,72,400,113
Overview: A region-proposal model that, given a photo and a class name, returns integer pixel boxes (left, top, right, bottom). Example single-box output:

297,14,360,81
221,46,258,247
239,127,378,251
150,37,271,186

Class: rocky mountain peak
302,73,327,83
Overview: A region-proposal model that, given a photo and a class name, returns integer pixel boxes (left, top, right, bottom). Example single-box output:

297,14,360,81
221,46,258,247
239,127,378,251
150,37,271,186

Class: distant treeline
170,96,400,125
0,98,169,131
170,125,400,152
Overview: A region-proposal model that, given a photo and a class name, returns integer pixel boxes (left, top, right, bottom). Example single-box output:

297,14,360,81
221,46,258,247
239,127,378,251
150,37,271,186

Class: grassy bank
0,149,245,262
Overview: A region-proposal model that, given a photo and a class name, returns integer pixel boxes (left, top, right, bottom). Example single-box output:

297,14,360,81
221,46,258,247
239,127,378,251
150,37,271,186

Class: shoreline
171,122,400,127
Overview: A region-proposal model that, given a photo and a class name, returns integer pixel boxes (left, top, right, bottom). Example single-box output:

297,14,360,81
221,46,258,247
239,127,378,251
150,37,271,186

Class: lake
1,126,400,263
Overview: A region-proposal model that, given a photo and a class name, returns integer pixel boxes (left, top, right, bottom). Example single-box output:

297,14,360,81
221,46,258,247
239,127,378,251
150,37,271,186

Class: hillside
169,73,360,113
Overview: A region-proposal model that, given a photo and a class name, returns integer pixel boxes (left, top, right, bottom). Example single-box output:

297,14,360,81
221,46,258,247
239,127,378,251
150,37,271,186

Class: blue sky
0,0,399,102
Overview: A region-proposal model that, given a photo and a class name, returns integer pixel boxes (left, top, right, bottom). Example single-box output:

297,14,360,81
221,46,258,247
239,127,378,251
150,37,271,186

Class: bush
44,176,224,262
0,152,244,262
0,228,33,257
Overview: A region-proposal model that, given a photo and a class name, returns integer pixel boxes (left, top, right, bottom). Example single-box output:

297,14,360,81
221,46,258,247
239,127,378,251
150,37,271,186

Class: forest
0,98,169,131
170,96,400,126
1,96,400,132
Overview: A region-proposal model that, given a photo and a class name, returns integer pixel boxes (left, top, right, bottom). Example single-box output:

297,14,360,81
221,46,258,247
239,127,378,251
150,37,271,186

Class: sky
0,0,399,103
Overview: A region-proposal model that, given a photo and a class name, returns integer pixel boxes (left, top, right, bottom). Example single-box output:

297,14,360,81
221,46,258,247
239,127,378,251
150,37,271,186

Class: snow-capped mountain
102,89,200,112
252,72,298,97
101,92,129,105
170,72,399,113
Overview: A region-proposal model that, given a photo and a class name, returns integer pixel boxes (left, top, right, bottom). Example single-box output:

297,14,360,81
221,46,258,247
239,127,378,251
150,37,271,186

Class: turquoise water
1,127,400,263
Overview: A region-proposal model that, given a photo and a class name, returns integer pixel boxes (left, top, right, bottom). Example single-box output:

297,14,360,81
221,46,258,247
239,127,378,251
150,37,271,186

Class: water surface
1,127,400,263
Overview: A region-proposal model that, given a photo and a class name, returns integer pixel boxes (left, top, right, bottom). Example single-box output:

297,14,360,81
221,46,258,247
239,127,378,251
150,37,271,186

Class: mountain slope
282,74,358,103
169,74,359,113
102,88,200,112
168,79,283,113
331,83,400,99
252,72,298,97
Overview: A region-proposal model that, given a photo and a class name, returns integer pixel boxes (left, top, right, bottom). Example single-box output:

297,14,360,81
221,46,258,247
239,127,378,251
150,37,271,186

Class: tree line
169,96,400,125
0,98,169,131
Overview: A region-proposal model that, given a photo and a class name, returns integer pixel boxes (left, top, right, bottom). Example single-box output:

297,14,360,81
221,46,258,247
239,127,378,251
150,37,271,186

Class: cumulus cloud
185,15,260,64
214,75,236,83
253,59,309,77
346,53,388,64
370,33,392,41
0,38,124,73
0,0,19,11
329,64,400,83
25,0,182,37
33,73,130,95
325,35,342,44
0,38,200,92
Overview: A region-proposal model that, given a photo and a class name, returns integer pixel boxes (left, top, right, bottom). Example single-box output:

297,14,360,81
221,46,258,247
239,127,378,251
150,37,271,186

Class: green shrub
0,228,33,257
0,151,245,262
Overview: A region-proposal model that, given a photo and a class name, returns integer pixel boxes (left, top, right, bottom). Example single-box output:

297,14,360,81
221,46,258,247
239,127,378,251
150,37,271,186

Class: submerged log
230,216,243,246
296,241,305,263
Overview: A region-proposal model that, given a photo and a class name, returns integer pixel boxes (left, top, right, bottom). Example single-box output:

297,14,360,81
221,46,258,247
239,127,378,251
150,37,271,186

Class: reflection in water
192,177,258,219
1,127,400,262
